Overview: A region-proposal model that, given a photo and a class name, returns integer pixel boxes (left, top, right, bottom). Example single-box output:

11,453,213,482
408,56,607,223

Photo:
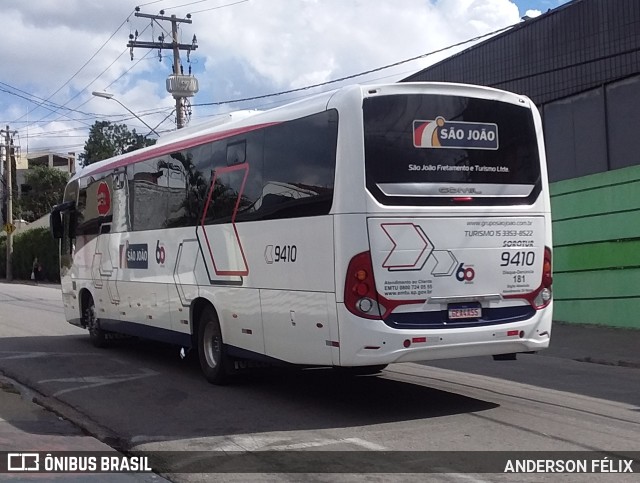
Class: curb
572,356,640,370
0,373,128,452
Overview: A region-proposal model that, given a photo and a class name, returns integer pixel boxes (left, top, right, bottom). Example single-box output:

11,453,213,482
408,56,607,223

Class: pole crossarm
134,12,193,24
127,41,197,51
129,11,198,130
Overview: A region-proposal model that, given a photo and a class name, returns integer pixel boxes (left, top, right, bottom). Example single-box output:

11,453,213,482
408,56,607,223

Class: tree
17,165,69,221
79,120,156,167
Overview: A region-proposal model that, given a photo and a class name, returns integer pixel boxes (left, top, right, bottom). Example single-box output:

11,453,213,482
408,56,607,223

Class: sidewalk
0,376,112,452
0,377,166,481
542,321,640,368
1,278,61,289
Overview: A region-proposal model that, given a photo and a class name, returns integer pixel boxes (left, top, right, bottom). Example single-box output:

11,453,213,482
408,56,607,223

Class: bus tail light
533,246,553,309
505,246,552,309
344,252,385,319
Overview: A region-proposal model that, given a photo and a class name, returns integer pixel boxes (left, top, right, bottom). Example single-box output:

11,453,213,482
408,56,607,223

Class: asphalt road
0,282,639,482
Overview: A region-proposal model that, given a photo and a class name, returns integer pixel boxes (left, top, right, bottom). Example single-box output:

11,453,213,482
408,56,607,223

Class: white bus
51,82,553,384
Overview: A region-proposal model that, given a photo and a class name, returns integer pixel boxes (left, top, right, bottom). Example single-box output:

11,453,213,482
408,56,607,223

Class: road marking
131,434,388,452
38,368,159,396
207,436,340,452
437,470,493,483
0,351,97,360
259,440,342,451
340,437,387,450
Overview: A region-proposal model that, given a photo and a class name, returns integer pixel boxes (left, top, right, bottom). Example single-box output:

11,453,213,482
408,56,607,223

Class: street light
92,91,160,137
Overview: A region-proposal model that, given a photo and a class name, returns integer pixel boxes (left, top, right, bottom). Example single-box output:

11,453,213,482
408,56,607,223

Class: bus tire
197,306,229,385
335,364,388,375
85,296,108,348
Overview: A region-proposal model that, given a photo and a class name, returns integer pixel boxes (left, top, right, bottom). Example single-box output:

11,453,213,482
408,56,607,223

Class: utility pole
128,9,199,129
1,125,16,281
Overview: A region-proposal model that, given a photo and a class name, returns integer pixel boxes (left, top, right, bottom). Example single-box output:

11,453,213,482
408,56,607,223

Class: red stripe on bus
82,122,280,177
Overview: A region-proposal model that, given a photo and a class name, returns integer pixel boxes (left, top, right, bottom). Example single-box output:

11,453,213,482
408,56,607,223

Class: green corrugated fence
550,165,640,328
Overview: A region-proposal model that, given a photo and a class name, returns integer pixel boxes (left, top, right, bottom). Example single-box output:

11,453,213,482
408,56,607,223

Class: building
1,151,76,229
20,151,76,173
402,0,640,328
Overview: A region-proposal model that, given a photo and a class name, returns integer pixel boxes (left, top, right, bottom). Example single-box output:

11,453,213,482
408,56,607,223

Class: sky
0,0,570,156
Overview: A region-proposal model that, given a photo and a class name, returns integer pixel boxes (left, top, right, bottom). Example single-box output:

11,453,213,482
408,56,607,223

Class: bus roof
73,82,532,181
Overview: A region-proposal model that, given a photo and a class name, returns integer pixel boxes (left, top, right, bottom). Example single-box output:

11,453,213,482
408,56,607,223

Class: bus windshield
363,93,541,205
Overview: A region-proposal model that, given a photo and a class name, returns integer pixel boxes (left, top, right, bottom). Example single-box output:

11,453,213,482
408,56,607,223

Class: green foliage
16,166,69,222
79,120,156,167
0,227,60,282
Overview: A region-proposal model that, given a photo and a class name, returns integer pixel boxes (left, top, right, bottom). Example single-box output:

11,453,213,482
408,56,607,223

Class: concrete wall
551,165,640,328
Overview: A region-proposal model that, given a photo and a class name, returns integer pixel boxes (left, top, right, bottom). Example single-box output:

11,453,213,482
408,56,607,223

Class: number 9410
274,244,297,263
500,251,535,266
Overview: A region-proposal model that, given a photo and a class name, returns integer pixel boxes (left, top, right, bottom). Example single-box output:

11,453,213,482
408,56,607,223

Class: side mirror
50,201,76,239
69,211,78,237
50,211,63,239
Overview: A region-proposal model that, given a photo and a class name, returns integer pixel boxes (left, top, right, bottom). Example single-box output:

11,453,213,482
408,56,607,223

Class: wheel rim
203,321,221,369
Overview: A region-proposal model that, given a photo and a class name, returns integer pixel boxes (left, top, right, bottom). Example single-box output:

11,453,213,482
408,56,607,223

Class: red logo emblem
97,181,111,216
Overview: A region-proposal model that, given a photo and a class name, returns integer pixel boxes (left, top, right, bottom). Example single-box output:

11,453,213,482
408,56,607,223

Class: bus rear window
363,94,541,206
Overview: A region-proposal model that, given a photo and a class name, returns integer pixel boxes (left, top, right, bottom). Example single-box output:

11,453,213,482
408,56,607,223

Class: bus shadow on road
241,366,499,420
0,335,499,444
101,338,500,433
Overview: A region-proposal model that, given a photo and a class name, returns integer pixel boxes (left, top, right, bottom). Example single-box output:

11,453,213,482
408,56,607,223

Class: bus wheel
197,306,229,385
85,297,108,348
335,365,388,376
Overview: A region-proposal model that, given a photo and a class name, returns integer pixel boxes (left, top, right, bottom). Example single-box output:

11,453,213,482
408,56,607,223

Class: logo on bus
439,187,483,195
455,263,476,282
119,242,149,269
413,117,499,150
97,181,111,216
155,240,166,266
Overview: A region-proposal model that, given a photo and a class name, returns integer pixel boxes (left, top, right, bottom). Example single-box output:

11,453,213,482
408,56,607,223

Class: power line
102,46,156,91
193,22,515,107
190,0,249,14
8,14,517,158
17,0,493,131
128,9,198,129
138,0,166,7
163,0,211,11
20,143,86,152
13,12,135,125
43,28,157,129
24,127,92,137
16,22,159,135
0,84,100,119
139,0,249,14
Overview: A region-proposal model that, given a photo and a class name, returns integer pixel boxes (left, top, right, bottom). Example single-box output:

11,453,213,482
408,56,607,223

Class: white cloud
201,0,520,92
0,0,526,152
524,9,543,18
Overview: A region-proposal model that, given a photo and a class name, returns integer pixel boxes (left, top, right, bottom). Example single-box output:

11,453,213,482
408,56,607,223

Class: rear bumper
336,302,552,366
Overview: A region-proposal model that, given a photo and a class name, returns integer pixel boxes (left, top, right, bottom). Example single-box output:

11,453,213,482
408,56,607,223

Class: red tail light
344,251,383,319
505,246,553,309
542,247,553,288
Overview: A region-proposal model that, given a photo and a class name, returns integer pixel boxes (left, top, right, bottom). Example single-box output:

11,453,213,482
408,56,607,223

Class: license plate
448,304,482,320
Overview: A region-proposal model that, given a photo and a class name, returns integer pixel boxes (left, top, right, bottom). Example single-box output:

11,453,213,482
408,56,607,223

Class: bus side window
227,141,246,166
130,158,168,231
201,133,263,225
259,109,338,220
